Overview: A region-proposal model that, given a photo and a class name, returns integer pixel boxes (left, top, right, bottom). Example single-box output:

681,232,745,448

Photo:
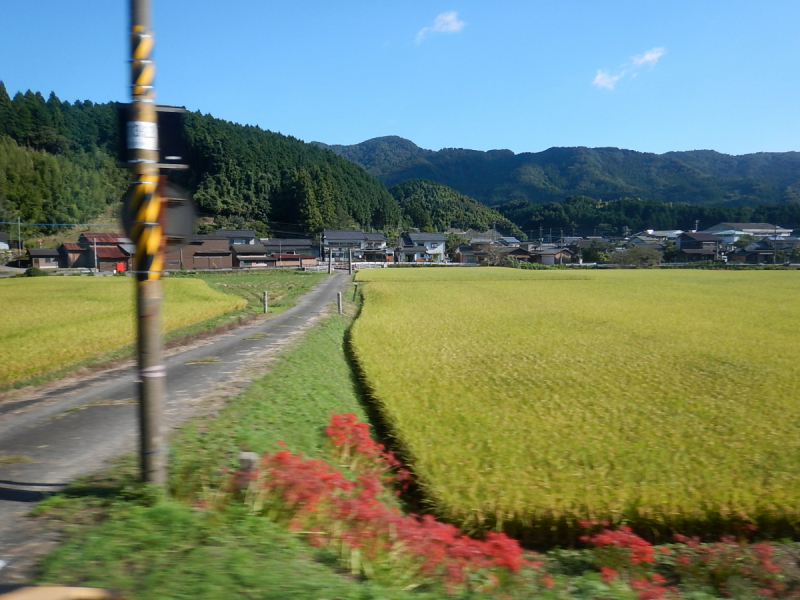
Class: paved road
0,271,349,576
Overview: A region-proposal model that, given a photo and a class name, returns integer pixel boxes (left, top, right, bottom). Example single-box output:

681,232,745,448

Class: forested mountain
494,196,800,237
315,136,800,208
5,83,800,243
389,179,522,237
0,83,400,238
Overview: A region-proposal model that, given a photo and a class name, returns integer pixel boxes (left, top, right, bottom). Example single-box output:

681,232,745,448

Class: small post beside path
262,290,268,314
337,292,342,314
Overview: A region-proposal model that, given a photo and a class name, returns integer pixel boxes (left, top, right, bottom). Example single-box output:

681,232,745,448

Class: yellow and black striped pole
127,0,167,486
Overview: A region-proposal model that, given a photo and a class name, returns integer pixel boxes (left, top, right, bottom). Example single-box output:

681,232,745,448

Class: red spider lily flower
600,567,617,583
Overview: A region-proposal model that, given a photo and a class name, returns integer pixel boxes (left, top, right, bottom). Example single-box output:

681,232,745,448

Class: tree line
495,196,800,238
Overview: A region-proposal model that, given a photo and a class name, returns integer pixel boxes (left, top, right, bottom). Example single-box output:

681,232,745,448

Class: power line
0,221,118,227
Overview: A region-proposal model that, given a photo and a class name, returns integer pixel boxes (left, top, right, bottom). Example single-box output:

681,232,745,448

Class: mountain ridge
313,136,800,208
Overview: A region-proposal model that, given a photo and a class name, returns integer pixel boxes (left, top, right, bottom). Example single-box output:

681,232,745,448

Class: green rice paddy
350,267,800,542
0,277,245,386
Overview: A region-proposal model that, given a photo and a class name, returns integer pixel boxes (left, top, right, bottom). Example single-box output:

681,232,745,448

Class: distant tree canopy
389,179,523,237
494,195,800,238
610,248,663,267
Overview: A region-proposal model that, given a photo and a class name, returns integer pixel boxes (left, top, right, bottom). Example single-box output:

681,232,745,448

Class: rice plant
350,268,800,544
0,277,245,386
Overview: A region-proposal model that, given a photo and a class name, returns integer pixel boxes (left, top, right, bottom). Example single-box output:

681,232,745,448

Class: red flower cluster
580,522,669,600
630,575,668,600
239,413,531,592
581,524,656,566
580,522,787,599
672,534,784,597
325,413,411,492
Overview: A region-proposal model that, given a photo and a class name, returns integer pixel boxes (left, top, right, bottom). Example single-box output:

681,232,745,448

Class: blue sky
2,1,798,156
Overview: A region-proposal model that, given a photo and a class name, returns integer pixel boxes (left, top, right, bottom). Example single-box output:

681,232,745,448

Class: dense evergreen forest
0,83,401,238
318,136,800,208
389,179,522,237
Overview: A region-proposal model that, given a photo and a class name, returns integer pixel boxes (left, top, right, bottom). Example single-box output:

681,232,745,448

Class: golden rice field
350,267,800,543
0,277,245,386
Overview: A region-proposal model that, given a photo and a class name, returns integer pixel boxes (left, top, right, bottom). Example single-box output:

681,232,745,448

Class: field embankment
0,277,245,387
350,267,800,545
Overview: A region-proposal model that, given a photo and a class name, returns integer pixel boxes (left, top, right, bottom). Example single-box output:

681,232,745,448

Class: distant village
4,221,798,273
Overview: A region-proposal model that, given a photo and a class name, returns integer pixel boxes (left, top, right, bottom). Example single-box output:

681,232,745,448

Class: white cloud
593,69,625,90
592,47,666,90
416,11,466,44
632,47,666,68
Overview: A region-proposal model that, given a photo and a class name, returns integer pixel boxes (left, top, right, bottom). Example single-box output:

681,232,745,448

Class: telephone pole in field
127,0,167,486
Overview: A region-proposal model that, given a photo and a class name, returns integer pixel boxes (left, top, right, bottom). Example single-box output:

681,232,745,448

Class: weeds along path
0,271,349,572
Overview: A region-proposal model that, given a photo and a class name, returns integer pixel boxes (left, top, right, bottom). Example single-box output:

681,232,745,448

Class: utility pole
127,0,167,486
695,219,700,233
93,238,98,271
539,226,543,245
348,248,353,274
774,224,778,265
17,216,21,255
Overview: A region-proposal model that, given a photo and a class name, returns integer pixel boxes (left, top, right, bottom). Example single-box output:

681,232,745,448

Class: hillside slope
389,179,522,237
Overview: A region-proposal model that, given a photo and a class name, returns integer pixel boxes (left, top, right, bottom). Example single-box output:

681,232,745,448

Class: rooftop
28,248,60,257
681,232,722,242
324,229,366,241
216,229,257,238
232,243,267,254
408,232,446,243
80,232,130,244
95,247,129,259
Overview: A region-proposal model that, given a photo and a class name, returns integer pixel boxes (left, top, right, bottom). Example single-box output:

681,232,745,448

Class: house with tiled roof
27,248,61,269
163,235,232,270
397,231,446,262
322,230,391,262
676,232,723,262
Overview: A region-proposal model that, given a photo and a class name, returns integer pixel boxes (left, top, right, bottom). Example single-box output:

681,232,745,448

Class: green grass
184,269,327,315
169,312,372,499
33,307,444,598
350,267,800,543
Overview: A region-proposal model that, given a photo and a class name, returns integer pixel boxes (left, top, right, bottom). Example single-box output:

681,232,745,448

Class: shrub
24,266,49,277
